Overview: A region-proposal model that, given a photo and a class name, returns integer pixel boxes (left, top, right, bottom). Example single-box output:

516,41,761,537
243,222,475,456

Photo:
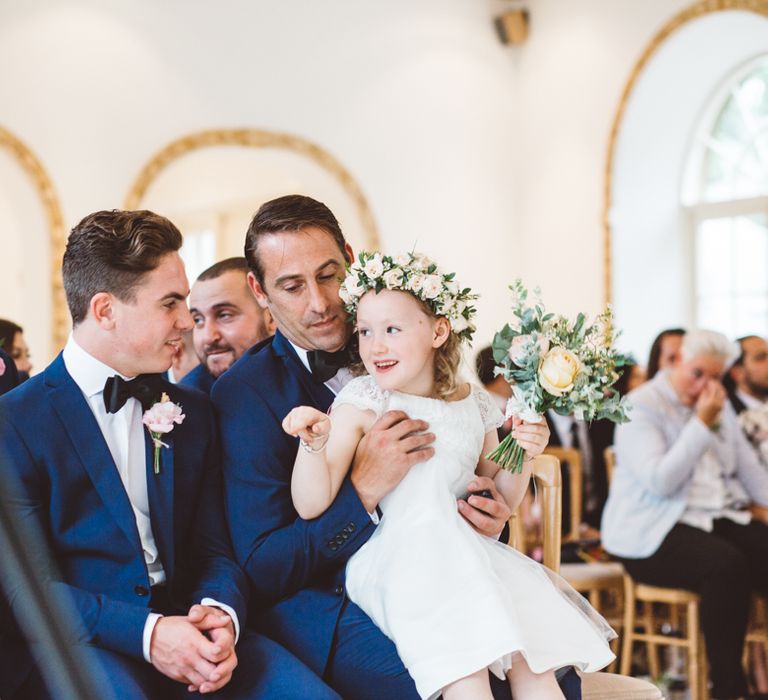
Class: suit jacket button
335,535,344,545
329,541,338,551
134,585,149,597
334,585,344,596
348,522,356,531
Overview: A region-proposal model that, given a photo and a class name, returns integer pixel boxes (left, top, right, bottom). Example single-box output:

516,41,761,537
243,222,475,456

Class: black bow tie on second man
103,374,166,413
306,345,356,384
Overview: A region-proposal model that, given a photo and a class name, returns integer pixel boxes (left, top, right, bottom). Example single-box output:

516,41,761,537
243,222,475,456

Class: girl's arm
284,403,375,519
475,417,550,512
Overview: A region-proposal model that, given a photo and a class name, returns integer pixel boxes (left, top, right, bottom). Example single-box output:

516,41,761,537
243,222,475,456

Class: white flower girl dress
337,376,615,700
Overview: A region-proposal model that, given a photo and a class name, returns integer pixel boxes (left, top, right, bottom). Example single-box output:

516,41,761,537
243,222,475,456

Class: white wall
0,0,719,368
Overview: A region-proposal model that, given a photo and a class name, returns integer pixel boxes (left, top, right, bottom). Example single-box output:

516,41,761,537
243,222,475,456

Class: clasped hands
150,604,236,694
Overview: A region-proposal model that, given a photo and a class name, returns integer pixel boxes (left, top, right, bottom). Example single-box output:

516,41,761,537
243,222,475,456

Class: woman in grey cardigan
601,329,768,700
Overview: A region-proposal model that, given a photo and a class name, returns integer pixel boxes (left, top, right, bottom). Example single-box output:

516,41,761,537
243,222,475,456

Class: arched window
685,55,768,338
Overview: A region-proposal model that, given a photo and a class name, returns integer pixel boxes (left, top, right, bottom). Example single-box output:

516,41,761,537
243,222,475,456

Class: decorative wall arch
125,128,380,250
603,0,768,305
0,126,67,350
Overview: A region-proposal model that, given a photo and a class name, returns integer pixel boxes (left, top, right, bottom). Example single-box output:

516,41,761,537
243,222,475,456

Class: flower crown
339,251,478,343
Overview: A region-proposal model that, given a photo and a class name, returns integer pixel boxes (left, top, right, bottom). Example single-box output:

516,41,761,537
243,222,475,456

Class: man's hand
186,605,237,694
457,476,512,538
150,614,236,694
351,410,435,512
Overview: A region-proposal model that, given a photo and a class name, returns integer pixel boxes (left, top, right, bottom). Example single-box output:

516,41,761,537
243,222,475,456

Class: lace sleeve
472,385,505,433
332,375,389,417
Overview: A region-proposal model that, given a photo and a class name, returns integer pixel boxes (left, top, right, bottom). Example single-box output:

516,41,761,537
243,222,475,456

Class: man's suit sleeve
214,377,377,603
0,417,150,660
186,403,248,626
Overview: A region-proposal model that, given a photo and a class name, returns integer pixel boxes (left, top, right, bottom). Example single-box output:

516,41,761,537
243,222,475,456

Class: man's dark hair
197,256,249,282
475,346,497,386
63,210,183,325
646,328,685,380
723,334,760,391
244,195,350,286
0,319,22,352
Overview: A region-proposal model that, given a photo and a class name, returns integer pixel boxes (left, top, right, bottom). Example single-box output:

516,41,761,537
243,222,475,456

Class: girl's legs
442,669,494,700
506,656,564,700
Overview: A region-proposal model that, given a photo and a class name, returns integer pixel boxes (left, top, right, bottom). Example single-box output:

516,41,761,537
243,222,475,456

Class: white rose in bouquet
538,347,581,397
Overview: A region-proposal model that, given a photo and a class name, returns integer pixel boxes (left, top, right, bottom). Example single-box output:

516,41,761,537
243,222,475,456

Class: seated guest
0,210,337,699
183,257,274,395
0,346,19,396
601,329,768,700
646,327,685,380
475,345,512,438
0,318,32,381
168,329,199,383
724,335,768,414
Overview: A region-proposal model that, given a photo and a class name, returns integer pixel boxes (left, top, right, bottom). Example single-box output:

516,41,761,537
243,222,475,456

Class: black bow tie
103,374,165,413
306,345,356,383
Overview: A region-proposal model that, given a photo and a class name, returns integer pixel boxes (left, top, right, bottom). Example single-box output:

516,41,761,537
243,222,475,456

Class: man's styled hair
244,195,350,286
196,256,249,282
63,210,183,325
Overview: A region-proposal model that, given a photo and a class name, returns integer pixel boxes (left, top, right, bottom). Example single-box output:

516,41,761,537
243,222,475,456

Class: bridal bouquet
487,280,630,473
738,404,768,464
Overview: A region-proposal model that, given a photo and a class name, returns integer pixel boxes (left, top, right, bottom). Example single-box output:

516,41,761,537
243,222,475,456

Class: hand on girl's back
282,406,331,443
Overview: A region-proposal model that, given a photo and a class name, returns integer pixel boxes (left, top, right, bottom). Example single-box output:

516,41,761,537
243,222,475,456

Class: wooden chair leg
643,600,660,680
620,577,636,677
687,599,702,700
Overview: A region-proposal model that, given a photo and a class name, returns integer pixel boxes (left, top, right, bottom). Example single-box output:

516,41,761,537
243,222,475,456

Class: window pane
696,214,768,338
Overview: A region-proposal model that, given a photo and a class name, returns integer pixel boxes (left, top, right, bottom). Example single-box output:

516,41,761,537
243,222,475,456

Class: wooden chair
745,593,768,691
543,446,624,670
509,455,663,699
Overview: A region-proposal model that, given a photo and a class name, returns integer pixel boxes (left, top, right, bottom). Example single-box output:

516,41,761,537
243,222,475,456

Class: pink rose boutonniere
142,392,185,474
0,356,5,376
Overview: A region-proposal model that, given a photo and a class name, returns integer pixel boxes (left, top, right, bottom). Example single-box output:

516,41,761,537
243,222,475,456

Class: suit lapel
273,331,335,412
46,356,142,552
145,429,175,582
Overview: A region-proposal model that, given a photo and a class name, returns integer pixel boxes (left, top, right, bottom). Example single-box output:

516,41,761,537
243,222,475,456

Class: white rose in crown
344,275,367,299
538,346,581,397
142,392,185,474
383,268,404,289
450,315,470,334
408,274,425,293
363,254,384,279
421,274,443,300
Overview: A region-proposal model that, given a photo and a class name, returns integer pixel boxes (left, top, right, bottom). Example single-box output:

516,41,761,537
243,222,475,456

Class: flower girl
282,252,615,700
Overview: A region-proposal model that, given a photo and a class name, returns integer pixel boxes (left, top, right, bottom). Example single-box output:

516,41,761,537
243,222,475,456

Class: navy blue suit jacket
0,354,248,661
212,331,377,675
0,347,19,396
180,363,216,396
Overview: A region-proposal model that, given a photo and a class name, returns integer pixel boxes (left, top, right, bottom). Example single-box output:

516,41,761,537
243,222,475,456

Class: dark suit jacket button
335,535,344,545
341,531,349,539
334,585,344,596
134,585,149,597
348,522,356,531
329,541,338,551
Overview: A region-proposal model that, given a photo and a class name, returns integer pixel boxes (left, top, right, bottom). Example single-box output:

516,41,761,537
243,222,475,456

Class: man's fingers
198,651,237,694
403,447,435,467
399,432,435,453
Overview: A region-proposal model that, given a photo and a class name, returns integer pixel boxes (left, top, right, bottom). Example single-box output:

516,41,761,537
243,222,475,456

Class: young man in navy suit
213,195,580,699
0,210,338,699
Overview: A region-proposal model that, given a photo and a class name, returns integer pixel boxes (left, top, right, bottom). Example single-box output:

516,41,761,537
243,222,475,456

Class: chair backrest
544,446,581,542
508,454,562,573
604,446,616,484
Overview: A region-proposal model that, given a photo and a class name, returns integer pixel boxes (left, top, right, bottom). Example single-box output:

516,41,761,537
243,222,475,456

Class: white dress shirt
63,336,238,662
737,389,765,411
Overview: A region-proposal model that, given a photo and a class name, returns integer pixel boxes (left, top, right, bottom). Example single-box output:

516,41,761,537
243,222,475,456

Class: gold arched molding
125,128,380,249
603,0,768,305
0,126,68,350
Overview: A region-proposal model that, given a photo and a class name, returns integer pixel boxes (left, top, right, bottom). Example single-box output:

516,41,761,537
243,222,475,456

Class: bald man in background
182,257,274,395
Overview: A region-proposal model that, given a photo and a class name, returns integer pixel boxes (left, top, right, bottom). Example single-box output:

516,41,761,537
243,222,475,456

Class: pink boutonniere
142,392,185,474
0,356,5,376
